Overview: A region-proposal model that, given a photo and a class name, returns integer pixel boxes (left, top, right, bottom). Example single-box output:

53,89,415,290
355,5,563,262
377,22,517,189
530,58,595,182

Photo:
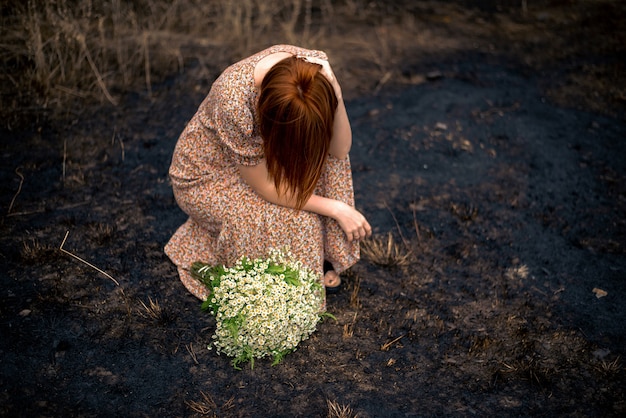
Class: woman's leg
316,155,360,274
216,179,325,278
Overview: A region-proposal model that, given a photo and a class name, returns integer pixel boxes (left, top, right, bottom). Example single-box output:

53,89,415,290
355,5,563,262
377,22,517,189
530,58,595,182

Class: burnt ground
1,1,625,417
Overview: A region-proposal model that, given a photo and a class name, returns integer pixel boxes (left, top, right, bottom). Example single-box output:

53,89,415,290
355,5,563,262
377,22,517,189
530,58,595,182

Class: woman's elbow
330,150,349,160
329,140,351,160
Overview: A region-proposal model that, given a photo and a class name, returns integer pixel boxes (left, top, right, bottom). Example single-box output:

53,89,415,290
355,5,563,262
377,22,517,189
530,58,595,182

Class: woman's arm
329,98,352,160
300,56,352,160
238,160,371,241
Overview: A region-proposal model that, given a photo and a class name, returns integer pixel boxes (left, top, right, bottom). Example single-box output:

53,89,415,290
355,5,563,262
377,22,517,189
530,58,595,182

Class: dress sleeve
196,45,329,167
212,95,263,166
281,44,328,61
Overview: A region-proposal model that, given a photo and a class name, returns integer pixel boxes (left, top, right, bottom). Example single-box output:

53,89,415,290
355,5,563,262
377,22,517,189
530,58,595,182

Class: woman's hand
239,164,370,242
299,56,351,159
300,56,342,100
331,201,372,242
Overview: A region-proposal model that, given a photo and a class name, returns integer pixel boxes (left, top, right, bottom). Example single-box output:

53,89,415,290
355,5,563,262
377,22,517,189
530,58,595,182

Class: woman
165,44,371,300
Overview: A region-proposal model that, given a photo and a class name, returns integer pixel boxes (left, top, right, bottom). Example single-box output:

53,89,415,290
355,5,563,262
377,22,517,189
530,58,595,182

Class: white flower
193,249,326,369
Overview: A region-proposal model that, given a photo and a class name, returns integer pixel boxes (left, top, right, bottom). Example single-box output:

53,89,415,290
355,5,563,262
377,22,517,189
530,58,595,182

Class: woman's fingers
349,222,372,241
334,202,371,242
363,220,372,237
356,220,372,240
300,56,336,85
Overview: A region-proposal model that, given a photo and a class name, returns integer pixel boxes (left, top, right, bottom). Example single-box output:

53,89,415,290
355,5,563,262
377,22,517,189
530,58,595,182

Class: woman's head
257,56,338,209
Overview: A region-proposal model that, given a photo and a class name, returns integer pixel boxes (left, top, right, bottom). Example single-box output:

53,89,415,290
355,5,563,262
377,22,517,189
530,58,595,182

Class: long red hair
257,56,338,210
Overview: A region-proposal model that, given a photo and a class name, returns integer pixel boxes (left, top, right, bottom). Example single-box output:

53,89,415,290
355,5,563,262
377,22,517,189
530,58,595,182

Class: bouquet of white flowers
191,248,330,369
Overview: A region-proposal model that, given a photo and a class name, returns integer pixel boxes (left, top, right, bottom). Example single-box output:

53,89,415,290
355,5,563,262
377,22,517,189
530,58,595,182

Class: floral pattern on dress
165,45,359,300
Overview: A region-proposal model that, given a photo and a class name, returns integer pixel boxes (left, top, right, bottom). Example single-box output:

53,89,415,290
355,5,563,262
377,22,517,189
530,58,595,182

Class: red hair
257,56,338,210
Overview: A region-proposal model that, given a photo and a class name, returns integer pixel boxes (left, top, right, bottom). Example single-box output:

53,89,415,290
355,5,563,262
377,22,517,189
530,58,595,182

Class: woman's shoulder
261,44,328,60
239,44,329,68
198,45,330,111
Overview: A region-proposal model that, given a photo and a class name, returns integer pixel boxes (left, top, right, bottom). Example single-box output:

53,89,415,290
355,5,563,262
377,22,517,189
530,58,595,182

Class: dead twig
62,139,67,185
186,343,199,365
380,334,405,351
384,201,409,247
59,230,120,286
412,208,422,245
185,391,217,415
8,167,24,214
76,33,117,105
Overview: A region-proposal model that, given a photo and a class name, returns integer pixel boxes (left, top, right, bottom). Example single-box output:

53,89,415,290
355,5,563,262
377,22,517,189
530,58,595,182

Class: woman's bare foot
324,270,341,288
323,260,342,294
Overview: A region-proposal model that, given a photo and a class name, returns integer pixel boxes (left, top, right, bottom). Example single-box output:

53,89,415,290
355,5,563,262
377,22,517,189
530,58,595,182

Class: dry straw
2,0,337,123
360,232,412,267
59,230,120,286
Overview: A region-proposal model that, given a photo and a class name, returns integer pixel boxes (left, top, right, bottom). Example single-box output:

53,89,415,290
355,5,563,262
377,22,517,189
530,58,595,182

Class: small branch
8,167,24,215
384,201,409,247
380,334,405,351
143,31,152,98
76,33,117,106
62,139,67,185
111,129,124,161
59,230,120,286
6,208,46,217
186,343,199,365
412,208,422,245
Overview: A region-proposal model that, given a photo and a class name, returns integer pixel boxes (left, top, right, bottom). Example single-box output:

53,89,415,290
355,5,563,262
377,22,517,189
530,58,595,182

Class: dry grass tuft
185,392,234,416
87,222,116,245
505,264,529,281
342,312,357,339
349,274,361,309
138,296,172,324
360,232,412,267
327,399,359,418
185,391,216,416
20,238,57,263
596,356,622,376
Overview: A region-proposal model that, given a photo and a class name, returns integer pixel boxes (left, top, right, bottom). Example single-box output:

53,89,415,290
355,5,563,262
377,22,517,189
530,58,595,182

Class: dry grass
138,296,162,319
326,399,359,418
20,238,57,263
185,391,234,416
0,0,473,132
360,232,412,267
3,1,622,128
0,0,446,128
597,356,622,376
342,312,357,339
0,0,341,127
348,272,361,309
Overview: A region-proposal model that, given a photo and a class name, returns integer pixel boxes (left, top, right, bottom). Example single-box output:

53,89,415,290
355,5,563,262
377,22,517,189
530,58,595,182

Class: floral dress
165,45,359,300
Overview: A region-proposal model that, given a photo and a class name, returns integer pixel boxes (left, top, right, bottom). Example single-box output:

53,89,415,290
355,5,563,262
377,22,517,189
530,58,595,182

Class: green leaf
190,262,225,291
271,349,292,366
201,298,219,315
320,312,337,322
265,263,285,274
200,299,212,312
231,346,254,370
